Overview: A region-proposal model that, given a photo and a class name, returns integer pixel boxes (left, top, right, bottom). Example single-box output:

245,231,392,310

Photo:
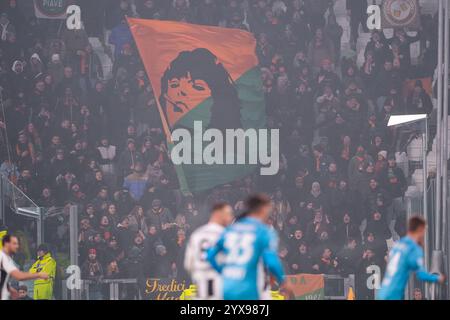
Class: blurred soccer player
377,216,445,300
1,235,49,300
184,202,234,300
207,194,292,300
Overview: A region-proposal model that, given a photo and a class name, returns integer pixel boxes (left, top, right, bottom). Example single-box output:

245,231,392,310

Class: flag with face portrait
128,18,266,194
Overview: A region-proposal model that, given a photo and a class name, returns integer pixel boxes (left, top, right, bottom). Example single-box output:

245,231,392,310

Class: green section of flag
171,67,266,194
177,67,265,130
167,142,190,194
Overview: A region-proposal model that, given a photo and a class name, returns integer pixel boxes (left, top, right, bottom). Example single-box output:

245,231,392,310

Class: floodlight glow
387,114,427,127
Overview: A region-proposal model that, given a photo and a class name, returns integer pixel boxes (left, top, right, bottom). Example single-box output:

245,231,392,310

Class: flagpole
443,0,449,300
147,78,192,194
127,17,192,195
126,17,172,142
436,0,444,254
431,0,444,301
153,92,173,144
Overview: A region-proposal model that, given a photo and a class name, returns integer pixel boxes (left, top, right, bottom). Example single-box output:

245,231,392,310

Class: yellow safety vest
179,284,285,300
0,230,7,250
29,253,57,300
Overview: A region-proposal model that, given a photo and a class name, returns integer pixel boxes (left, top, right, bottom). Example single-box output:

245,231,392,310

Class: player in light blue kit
207,194,293,300
377,216,445,300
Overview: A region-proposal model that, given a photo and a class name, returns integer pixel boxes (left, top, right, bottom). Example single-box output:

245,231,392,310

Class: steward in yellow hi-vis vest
29,244,56,300
0,229,7,250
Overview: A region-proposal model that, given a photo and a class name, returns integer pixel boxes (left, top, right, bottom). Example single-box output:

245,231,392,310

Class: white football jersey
184,223,224,300
0,250,18,300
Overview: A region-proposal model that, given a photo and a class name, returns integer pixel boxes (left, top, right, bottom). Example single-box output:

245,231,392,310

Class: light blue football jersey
377,236,439,300
207,217,285,300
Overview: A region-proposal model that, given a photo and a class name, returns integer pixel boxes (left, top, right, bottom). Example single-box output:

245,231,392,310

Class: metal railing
0,173,70,245
61,278,139,300
0,173,40,218
323,274,355,300
61,275,355,300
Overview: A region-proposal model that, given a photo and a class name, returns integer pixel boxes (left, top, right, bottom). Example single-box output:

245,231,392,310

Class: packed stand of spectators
0,0,440,299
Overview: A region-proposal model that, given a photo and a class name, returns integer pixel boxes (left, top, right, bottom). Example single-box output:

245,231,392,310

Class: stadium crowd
0,0,440,299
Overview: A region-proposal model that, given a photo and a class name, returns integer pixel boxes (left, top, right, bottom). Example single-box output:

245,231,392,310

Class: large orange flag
128,18,266,194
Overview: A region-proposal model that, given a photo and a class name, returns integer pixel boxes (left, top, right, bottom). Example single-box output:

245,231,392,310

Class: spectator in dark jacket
151,244,174,278
364,178,392,219
406,80,433,115
289,242,315,274
81,248,104,300
337,238,362,276
118,139,143,178
365,211,391,240
146,198,174,232
356,248,380,300
334,212,361,246
346,0,368,48
313,246,340,275
382,155,407,240
116,215,134,251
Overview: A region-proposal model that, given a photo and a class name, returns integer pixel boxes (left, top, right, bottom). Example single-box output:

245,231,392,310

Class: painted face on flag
164,71,212,117
160,48,242,131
